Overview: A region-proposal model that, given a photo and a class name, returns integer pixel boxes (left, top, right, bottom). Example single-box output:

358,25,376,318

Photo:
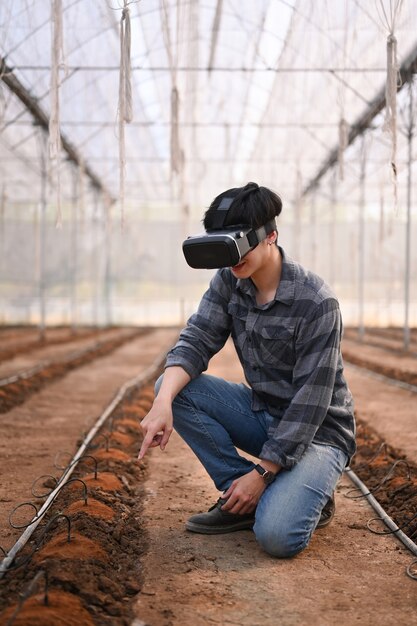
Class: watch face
263,471,275,485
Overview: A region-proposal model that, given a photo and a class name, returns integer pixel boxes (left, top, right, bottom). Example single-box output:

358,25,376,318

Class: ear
267,231,277,245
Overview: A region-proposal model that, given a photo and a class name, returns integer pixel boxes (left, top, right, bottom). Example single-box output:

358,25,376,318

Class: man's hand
222,460,281,514
137,366,191,460
138,399,173,459
221,470,266,515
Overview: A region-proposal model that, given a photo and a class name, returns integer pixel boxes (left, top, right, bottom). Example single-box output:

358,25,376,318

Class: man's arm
164,269,232,378
221,459,282,514
138,366,190,459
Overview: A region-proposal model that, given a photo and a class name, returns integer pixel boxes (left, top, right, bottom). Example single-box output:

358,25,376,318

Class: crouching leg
253,443,347,558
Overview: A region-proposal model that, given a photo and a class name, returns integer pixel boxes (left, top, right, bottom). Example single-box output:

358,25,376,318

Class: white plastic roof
1,0,416,219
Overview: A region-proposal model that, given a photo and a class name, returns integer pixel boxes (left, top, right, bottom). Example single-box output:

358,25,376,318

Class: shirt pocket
257,324,295,366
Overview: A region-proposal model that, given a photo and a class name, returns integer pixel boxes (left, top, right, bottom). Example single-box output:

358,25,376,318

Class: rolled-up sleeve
165,270,233,379
260,298,342,469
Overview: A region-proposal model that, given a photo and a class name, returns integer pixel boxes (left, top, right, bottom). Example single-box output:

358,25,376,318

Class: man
138,182,355,558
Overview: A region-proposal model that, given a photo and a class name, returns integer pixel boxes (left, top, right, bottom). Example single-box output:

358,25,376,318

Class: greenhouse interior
2,2,417,625
0,0,416,336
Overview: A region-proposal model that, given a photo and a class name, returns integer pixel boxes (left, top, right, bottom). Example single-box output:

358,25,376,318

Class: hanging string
49,0,63,228
383,33,399,206
376,0,405,212
118,0,133,229
207,0,224,73
170,85,181,175
119,2,133,125
336,1,349,181
160,0,183,183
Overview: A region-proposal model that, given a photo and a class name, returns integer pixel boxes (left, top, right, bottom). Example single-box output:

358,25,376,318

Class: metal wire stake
351,442,390,470
58,478,88,506
31,475,59,498
70,454,98,479
5,569,49,626
345,459,412,499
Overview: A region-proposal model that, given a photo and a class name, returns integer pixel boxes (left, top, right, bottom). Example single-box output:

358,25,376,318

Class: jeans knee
254,519,310,558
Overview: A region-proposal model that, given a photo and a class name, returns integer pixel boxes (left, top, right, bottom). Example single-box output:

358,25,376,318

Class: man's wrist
253,463,277,486
258,460,281,474
153,393,174,407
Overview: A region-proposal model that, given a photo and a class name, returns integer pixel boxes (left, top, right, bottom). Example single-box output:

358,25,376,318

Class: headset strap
210,196,234,230
246,219,276,247
211,197,276,244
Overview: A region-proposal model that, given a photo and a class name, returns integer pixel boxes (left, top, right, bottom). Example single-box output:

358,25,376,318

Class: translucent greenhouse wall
1,1,416,332
1,203,416,328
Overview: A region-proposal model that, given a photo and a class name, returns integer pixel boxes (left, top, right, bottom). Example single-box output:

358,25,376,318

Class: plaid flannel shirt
165,247,356,470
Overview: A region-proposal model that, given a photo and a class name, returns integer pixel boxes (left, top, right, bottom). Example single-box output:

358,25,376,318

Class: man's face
230,237,275,279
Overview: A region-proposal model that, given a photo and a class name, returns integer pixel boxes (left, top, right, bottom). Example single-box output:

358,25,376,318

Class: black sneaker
185,498,255,534
316,494,335,529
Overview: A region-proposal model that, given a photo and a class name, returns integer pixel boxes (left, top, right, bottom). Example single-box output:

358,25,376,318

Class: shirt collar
236,246,296,306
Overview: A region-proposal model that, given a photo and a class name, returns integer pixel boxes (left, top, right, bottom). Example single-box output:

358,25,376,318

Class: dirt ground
133,340,417,626
0,327,179,546
0,328,417,625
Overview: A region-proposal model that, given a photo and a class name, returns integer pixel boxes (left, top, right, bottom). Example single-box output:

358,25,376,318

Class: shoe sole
316,514,334,529
185,519,254,534
316,504,335,529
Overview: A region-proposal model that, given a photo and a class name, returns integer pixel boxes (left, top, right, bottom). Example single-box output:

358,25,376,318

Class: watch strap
254,463,276,485
254,464,267,477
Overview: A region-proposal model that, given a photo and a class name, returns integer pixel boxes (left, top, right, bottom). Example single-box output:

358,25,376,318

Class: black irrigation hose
31,475,59,499
351,442,390,471
0,349,166,578
345,467,417,581
345,459,411,499
367,512,417,538
3,514,72,575
407,560,417,580
9,477,89,531
342,361,417,579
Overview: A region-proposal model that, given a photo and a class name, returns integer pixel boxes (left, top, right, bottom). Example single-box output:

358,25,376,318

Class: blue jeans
156,373,347,558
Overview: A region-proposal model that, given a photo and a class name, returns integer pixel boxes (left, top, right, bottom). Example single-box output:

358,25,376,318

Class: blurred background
0,0,416,335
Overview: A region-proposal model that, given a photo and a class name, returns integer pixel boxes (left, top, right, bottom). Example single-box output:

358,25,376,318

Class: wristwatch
254,464,276,486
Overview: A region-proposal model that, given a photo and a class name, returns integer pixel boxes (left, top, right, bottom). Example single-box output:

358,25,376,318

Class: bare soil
0,326,119,364
0,327,147,413
0,327,417,625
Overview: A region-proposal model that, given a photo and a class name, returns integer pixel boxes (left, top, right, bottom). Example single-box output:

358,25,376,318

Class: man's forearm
258,459,281,474
155,366,191,404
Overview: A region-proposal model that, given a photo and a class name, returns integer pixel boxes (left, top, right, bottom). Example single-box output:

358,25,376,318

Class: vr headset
182,196,276,269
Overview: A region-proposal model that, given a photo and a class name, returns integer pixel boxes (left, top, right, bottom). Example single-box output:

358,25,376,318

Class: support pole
310,188,317,272
103,194,112,327
70,165,78,334
38,133,48,340
91,187,99,327
358,137,367,340
293,169,302,261
404,82,415,351
329,169,337,288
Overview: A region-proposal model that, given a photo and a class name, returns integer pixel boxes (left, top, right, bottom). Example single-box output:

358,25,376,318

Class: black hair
203,182,282,231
